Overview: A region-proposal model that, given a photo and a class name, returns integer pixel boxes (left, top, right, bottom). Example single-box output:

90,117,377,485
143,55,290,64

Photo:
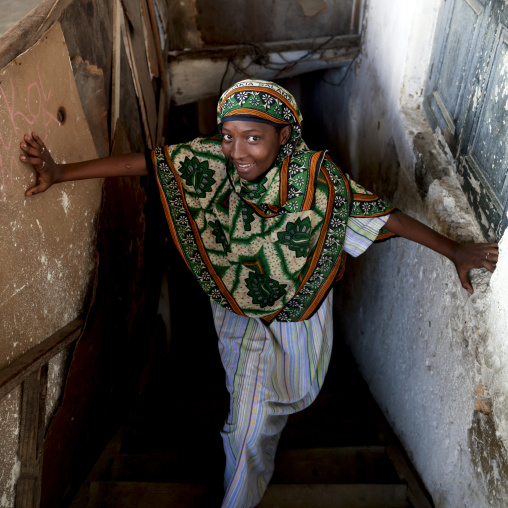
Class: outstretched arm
20,132,148,196
384,210,499,294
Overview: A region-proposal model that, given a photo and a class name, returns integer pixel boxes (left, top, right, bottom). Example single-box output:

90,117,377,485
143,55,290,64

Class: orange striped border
223,108,290,125
350,192,396,218
298,168,340,321
279,158,289,207
334,253,348,282
244,203,279,218
160,146,246,317
153,149,190,271
262,156,352,323
219,86,301,127
302,151,323,211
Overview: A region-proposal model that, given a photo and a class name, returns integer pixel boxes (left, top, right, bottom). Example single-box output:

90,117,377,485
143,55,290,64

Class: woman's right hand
20,132,62,196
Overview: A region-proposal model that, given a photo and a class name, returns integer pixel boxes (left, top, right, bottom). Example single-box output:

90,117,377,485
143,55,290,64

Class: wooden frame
0,317,85,508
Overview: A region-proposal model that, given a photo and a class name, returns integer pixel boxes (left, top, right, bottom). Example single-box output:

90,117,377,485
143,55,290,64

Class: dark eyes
222,134,260,142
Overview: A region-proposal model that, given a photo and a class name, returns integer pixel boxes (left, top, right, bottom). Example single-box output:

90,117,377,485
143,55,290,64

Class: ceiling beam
168,34,360,105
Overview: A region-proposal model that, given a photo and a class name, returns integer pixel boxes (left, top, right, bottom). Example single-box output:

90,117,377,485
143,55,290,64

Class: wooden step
110,446,398,485
110,452,224,483
279,416,385,449
258,484,409,508
86,481,221,508
272,447,400,484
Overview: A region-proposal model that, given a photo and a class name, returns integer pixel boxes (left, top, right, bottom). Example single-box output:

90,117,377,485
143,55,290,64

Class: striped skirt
211,290,334,507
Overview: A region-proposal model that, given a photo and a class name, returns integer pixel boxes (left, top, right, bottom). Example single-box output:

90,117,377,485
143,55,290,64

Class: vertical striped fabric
212,290,334,507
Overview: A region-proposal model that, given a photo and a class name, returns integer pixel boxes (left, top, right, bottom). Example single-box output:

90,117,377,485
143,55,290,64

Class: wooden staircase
69,331,433,508
70,259,433,508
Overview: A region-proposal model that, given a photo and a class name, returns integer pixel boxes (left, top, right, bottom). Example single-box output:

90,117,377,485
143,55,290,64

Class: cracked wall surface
304,0,508,506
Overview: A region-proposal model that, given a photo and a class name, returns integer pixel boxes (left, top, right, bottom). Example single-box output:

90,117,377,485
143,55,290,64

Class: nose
229,140,247,161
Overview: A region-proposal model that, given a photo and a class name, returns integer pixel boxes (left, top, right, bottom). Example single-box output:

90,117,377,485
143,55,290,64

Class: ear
279,125,291,145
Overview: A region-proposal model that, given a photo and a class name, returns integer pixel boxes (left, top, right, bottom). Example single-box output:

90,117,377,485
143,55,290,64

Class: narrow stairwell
73,341,433,507
70,257,434,508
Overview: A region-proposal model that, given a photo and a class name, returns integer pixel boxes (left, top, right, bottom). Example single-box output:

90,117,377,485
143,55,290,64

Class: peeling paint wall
304,0,508,506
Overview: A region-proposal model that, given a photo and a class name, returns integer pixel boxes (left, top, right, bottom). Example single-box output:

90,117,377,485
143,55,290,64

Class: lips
234,162,255,173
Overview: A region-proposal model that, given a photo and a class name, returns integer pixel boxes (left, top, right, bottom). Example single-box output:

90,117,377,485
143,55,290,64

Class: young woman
20,79,498,507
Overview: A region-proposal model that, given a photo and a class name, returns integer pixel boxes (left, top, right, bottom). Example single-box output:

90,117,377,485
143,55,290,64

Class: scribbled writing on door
0,64,61,200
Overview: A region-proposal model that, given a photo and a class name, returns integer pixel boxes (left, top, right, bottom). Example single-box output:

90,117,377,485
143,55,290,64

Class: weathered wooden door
425,0,508,238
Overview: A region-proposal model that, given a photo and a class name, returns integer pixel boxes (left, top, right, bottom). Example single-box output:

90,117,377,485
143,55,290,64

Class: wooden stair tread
110,452,223,483
86,481,220,508
272,446,400,484
258,483,410,508
110,446,399,485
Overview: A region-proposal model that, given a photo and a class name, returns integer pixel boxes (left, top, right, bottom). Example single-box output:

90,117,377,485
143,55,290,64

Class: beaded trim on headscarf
217,79,304,164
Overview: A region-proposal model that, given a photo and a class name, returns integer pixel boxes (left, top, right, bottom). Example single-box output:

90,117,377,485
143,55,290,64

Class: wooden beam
168,35,361,106
168,34,361,62
0,317,85,400
111,0,123,143
146,0,167,89
15,366,48,508
140,0,160,79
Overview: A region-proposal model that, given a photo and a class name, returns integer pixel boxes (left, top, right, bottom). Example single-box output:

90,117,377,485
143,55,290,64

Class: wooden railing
0,317,85,508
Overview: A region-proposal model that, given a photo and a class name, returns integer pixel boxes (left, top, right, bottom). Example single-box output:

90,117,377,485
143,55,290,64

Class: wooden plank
166,0,202,50
271,446,400,485
168,34,361,61
168,35,361,105
110,450,223,483
0,0,68,69
0,317,84,400
258,484,409,508
86,482,214,508
71,56,110,158
140,0,159,79
377,418,434,508
385,442,434,508
156,89,166,146
121,0,157,146
68,427,127,508
121,14,152,149
15,366,48,508
111,0,122,142
146,0,167,89
153,0,168,33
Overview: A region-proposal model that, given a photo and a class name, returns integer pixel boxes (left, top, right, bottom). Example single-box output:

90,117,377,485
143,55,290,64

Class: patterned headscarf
217,79,305,165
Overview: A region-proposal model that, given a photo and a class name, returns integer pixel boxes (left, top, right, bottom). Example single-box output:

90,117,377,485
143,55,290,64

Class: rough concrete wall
195,0,356,45
304,0,508,506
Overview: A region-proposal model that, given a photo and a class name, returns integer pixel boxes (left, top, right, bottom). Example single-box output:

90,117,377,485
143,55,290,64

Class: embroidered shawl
152,80,395,322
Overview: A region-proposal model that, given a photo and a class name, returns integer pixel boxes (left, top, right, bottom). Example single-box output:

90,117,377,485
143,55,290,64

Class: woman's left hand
451,242,499,294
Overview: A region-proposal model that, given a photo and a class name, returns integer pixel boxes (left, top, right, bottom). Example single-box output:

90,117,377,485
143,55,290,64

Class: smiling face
221,120,291,181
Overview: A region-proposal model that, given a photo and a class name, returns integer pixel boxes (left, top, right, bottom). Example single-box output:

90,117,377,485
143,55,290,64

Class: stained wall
0,1,169,507
304,0,508,506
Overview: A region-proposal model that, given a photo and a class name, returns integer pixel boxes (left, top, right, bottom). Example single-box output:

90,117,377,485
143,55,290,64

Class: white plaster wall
308,0,508,506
